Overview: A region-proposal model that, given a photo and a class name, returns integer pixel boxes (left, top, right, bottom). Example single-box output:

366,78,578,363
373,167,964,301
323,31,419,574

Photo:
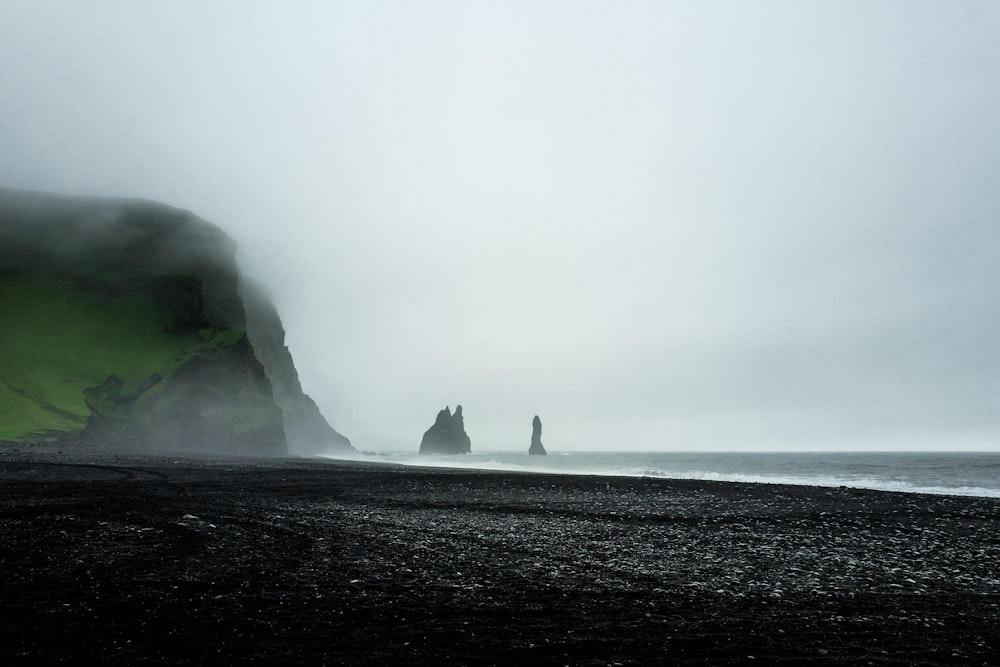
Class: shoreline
2,450,999,664
6,442,1000,499
4,443,1000,498
319,449,1000,500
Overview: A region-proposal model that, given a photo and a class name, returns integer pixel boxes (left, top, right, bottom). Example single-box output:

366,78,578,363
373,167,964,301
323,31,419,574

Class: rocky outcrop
241,279,351,455
529,415,547,455
0,187,352,456
419,405,472,454
80,333,286,456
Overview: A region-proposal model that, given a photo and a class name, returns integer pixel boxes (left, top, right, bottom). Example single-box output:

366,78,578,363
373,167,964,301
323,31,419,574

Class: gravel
1,450,998,665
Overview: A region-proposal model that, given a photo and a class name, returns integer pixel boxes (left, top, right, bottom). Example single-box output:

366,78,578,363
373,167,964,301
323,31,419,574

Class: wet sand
1,450,998,665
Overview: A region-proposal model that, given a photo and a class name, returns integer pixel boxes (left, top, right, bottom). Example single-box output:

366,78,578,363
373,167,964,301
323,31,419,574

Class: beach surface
1,449,998,665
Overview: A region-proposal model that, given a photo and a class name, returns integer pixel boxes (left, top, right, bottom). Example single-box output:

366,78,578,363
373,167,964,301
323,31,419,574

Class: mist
2,2,999,452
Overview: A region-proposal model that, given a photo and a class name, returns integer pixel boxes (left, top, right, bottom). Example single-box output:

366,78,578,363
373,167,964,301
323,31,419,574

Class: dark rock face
419,405,472,454
82,333,286,456
0,187,352,456
241,280,352,455
529,415,547,455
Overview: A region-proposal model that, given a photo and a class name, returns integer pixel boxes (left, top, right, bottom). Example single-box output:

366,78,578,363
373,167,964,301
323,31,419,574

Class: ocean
332,450,1000,498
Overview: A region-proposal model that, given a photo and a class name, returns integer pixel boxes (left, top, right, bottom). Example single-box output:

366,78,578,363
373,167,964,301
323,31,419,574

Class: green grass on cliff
0,269,230,442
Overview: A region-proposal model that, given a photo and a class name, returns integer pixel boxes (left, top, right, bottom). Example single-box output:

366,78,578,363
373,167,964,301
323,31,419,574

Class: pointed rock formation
419,404,472,454
529,415,547,455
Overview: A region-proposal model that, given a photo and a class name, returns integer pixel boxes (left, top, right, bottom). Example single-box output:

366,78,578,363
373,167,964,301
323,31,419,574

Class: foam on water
323,450,1000,498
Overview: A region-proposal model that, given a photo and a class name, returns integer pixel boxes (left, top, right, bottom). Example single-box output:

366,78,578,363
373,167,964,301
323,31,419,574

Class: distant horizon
340,443,1000,455
320,448,1000,498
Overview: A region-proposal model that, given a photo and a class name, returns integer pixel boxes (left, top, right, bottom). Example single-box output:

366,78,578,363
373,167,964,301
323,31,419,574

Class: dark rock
419,405,472,454
241,279,352,455
82,334,286,456
529,415,547,455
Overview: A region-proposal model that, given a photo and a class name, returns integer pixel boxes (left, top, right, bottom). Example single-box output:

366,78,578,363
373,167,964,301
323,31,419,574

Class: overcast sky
2,1,999,451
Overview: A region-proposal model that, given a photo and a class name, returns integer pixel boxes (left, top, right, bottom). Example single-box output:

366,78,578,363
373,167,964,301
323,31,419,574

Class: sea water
333,450,1000,498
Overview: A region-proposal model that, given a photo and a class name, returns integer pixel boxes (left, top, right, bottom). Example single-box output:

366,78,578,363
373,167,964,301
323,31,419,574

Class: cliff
241,279,352,455
0,188,352,456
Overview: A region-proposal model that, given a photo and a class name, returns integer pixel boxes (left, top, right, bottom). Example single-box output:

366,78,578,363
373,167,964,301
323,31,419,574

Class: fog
2,2,999,451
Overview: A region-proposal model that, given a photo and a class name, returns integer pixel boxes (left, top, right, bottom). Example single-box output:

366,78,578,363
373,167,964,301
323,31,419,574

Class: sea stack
529,415,547,455
419,405,472,454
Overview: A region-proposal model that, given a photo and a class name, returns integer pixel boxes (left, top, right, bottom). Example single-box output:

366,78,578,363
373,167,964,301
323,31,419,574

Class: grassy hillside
0,266,222,442
0,190,288,454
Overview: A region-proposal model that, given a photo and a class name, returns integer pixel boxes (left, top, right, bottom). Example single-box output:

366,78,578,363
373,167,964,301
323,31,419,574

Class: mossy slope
0,188,350,455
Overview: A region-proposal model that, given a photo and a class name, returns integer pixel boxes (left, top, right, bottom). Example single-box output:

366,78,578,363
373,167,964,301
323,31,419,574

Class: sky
1,1,999,452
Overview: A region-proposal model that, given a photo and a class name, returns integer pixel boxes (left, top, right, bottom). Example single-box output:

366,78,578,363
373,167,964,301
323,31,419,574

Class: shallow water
328,450,1000,498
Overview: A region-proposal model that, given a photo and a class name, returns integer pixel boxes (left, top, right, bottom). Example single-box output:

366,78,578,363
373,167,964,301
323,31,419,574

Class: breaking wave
324,450,1000,498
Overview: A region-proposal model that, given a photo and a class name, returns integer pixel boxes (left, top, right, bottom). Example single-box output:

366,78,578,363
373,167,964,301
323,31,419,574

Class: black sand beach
1,450,998,665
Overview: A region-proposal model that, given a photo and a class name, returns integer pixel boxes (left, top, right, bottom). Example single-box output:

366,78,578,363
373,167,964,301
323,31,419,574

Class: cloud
1,1,999,451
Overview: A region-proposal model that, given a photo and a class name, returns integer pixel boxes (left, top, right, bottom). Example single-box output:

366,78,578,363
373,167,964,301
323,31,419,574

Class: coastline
328,449,1000,499
2,450,999,664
